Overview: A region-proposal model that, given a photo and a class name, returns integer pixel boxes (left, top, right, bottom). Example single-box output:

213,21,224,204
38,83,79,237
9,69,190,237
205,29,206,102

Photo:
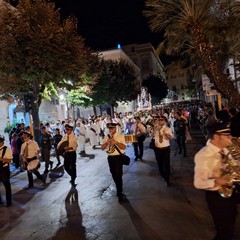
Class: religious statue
137,87,152,111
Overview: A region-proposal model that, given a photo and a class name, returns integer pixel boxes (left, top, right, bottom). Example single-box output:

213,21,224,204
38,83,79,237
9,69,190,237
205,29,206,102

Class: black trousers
206,191,238,240
41,148,51,171
27,168,44,187
133,134,145,159
108,155,123,195
0,167,12,205
175,134,186,154
64,151,77,183
154,146,170,183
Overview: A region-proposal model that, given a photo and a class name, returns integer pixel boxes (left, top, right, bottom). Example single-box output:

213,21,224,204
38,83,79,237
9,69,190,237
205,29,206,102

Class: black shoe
70,181,77,188
44,169,49,173
6,202,12,207
134,157,138,161
25,185,34,189
92,145,96,150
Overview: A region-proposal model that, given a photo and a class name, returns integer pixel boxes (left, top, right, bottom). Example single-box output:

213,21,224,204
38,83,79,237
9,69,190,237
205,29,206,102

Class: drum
125,134,138,143
27,160,41,172
57,141,69,156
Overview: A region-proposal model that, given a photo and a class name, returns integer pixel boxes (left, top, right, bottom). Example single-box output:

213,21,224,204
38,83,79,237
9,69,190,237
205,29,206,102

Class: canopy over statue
137,87,152,111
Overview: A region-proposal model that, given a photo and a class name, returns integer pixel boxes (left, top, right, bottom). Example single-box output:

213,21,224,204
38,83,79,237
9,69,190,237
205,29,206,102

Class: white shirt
194,141,224,191
57,132,78,152
102,133,126,156
154,125,173,148
21,140,40,159
0,145,13,167
131,122,146,136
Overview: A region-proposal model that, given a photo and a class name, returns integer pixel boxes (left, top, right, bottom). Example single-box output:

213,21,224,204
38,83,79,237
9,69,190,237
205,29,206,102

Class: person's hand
215,176,233,187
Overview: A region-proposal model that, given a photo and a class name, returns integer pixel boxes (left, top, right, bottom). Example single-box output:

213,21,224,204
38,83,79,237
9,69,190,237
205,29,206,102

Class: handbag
114,144,130,165
149,138,155,149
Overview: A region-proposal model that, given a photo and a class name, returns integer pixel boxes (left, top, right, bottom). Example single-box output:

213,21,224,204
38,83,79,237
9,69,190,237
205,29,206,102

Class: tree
0,0,99,142
144,0,240,106
142,75,168,105
68,59,140,116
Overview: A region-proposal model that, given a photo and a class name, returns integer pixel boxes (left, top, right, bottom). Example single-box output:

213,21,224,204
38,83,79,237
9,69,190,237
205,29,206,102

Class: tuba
218,137,240,198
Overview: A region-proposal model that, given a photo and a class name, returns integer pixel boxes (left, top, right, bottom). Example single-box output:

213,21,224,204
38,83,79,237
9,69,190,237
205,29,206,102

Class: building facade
121,43,165,82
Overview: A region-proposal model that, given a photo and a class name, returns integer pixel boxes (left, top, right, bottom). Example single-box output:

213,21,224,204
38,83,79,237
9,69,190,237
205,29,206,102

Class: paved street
1,123,240,240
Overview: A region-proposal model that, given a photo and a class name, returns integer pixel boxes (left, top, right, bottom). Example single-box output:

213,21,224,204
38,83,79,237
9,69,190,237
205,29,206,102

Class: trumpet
218,137,240,198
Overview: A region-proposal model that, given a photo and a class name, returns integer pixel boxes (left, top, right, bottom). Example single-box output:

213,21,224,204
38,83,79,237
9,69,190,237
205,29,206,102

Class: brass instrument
218,137,240,198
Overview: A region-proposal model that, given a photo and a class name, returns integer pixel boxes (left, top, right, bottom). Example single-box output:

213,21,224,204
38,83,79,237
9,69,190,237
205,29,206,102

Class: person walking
152,116,173,187
57,123,78,188
101,123,126,202
75,121,87,157
194,123,238,240
20,132,45,189
40,126,53,173
174,111,187,157
130,116,146,160
0,135,13,207
53,128,62,165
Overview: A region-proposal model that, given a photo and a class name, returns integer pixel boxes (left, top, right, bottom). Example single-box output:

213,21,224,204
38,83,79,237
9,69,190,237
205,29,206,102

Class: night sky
54,0,164,52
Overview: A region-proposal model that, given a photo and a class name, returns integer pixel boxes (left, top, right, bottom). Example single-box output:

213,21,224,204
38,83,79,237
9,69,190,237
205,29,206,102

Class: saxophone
218,137,240,198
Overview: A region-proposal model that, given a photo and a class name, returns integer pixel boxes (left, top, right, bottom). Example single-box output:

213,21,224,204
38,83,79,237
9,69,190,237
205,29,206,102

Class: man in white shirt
194,123,237,240
0,135,13,207
152,116,173,187
101,123,126,202
57,124,78,188
130,117,146,161
21,132,45,189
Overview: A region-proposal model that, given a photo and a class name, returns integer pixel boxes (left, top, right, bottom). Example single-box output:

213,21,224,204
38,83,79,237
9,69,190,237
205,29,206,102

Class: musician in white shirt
130,116,146,161
57,124,78,188
101,123,126,201
194,124,237,240
0,135,13,207
152,116,173,187
20,132,45,189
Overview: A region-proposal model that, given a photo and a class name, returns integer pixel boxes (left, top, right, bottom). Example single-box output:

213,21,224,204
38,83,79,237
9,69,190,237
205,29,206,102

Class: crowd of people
1,101,240,239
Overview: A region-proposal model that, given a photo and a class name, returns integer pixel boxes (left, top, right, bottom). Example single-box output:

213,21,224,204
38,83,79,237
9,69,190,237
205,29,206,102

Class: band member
130,116,146,160
57,124,78,188
0,135,13,207
194,124,237,240
40,126,53,173
101,123,126,201
152,116,173,187
20,132,45,189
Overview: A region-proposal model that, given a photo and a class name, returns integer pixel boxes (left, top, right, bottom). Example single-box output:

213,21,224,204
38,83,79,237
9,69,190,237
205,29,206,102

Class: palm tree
144,0,240,106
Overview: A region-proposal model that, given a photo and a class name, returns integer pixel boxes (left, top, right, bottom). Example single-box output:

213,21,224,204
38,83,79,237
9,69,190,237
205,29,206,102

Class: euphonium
218,137,240,198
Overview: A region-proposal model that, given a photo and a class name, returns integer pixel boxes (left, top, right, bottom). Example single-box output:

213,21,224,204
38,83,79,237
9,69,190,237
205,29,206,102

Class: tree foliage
0,0,100,141
142,75,168,105
144,0,240,106
68,59,140,108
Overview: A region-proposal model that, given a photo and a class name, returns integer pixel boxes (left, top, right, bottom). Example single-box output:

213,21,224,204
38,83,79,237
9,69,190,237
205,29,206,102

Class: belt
156,146,170,150
27,156,37,161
